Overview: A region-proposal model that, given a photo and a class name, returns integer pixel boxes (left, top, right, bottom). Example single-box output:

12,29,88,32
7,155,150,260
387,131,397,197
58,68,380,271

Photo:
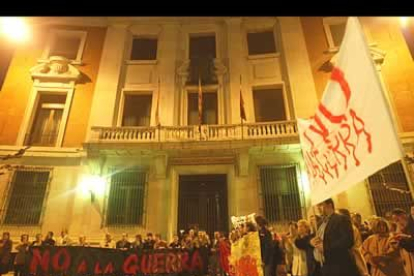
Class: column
86,25,128,139
157,24,180,126
225,18,246,124
278,17,318,119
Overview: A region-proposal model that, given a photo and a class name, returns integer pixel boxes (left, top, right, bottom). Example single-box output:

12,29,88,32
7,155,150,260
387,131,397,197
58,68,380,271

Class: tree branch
0,146,31,175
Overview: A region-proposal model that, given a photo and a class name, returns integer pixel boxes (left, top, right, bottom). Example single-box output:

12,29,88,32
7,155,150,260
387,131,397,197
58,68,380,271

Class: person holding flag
310,198,359,276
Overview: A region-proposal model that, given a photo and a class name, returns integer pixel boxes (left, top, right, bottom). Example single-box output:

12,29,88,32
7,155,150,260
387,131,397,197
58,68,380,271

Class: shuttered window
4,170,50,225
106,169,147,226
368,161,413,217
259,165,302,223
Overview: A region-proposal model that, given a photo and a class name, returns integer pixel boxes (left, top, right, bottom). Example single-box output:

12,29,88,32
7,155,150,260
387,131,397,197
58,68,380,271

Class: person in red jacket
218,233,231,275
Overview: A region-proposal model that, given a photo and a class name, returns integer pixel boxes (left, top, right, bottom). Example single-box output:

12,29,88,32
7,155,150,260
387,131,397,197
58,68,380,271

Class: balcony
87,121,299,150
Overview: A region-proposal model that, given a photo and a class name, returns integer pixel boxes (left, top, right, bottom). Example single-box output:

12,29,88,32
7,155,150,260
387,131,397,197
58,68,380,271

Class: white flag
297,17,404,205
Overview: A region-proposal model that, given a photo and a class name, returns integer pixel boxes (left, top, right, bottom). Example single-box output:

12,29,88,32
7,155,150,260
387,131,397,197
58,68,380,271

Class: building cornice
26,17,279,28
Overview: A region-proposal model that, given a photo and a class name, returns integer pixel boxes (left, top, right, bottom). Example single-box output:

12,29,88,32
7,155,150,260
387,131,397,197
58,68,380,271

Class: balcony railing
89,121,298,144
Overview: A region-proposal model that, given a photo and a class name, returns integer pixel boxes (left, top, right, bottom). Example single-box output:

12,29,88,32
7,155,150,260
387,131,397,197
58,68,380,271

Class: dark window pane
107,169,147,226
253,88,286,122
49,36,81,60
329,23,346,47
4,170,49,225
130,38,157,60
189,35,216,58
122,94,152,126
260,166,301,223
368,162,413,217
247,31,276,55
188,35,217,84
188,92,217,125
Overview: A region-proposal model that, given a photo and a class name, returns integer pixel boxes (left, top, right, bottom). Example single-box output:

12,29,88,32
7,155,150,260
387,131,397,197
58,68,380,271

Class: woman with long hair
294,219,320,276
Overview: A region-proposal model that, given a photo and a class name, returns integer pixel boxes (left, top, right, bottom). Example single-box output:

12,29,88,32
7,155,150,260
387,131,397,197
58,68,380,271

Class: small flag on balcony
155,78,161,127
198,76,203,126
240,75,246,121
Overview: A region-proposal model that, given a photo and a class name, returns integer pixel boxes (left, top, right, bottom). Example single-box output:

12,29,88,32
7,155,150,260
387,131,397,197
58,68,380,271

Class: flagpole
198,75,202,141
157,77,161,143
240,75,244,140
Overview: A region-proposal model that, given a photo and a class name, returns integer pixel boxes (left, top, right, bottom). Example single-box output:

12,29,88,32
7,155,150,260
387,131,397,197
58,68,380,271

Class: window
188,92,218,125
367,161,413,217
130,38,158,60
401,23,414,60
44,30,87,61
247,31,277,55
189,35,216,59
25,94,66,147
121,94,152,127
259,165,302,223
323,18,347,49
106,169,147,226
188,35,217,84
3,170,50,225
253,88,286,122
0,45,13,90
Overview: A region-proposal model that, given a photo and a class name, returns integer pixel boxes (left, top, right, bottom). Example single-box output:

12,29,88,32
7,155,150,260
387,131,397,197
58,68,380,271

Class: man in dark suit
116,233,131,250
310,198,359,276
42,231,55,246
143,233,155,250
255,215,276,276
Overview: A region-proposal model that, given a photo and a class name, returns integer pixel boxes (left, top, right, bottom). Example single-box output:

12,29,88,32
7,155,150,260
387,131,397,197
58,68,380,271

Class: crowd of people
0,200,413,276
256,200,414,276
0,226,233,276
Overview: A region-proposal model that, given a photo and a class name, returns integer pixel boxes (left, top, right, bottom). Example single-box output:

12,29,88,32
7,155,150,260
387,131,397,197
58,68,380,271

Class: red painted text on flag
301,67,373,187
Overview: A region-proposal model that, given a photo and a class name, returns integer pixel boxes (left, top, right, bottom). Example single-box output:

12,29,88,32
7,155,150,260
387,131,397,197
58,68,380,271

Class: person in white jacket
57,228,73,246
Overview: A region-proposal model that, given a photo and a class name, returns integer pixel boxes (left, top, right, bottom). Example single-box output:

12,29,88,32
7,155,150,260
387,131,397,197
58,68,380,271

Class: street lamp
0,17,30,43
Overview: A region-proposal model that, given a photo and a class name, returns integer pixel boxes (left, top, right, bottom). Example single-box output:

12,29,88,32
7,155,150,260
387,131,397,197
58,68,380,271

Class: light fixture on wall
78,175,106,198
0,17,30,43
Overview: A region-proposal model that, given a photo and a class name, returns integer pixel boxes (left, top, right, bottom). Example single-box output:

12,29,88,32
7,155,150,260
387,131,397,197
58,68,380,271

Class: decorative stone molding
30,56,81,83
237,151,249,177
169,155,235,166
177,58,228,84
326,45,386,69
177,59,191,85
213,59,228,77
